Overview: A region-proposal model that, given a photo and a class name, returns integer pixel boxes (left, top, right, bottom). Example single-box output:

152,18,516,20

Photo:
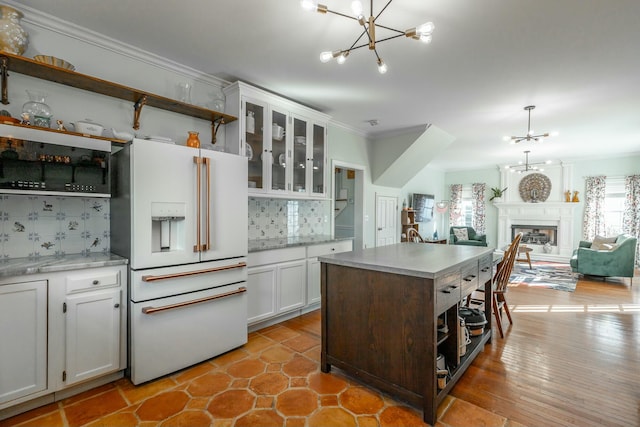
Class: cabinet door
65,288,121,386
277,260,306,313
0,280,47,404
310,122,326,196
244,97,268,193
270,107,288,193
247,265,278,324
306,258,321,305
291,115,308,194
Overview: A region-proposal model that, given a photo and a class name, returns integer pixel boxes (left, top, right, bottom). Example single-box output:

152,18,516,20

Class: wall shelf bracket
133,95,147,130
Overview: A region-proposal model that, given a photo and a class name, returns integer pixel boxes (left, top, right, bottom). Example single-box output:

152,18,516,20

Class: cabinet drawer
478,254,493,286
460,261,479,298
66,269,121,294
307,240,353,258
435,270,460,315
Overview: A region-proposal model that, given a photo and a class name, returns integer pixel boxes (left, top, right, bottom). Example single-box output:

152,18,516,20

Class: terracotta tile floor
1,310,514,427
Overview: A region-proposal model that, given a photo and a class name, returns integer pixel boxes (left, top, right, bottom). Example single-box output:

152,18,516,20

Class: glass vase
0,5,29,55
22,90,53,128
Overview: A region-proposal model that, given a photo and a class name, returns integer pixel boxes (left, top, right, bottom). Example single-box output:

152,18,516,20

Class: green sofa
569,234,637,285
449,226,488,247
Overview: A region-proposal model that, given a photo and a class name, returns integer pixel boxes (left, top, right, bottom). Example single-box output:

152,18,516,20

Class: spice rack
0,52,237,144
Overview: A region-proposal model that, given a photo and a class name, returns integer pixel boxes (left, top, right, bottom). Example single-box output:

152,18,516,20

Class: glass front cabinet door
244,99,267,193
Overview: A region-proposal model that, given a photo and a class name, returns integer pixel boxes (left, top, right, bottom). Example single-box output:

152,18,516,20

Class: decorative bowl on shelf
33,55,76,71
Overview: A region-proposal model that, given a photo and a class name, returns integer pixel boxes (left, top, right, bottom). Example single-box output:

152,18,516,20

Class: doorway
332,161,364,250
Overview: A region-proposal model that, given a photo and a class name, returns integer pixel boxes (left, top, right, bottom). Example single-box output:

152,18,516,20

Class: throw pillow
601,243,618,251
453,228,469,241
591,235,617,250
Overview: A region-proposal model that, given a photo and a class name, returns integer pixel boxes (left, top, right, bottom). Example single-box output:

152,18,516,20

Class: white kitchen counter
0,253,128,278
248,235,353,253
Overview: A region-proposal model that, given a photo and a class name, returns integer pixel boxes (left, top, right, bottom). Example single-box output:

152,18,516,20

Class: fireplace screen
511,225,557,245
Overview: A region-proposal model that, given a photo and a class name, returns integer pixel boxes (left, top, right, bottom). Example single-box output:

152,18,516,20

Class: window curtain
622,174,640,265
471,183,486,234
449,184,464,226
582,176,606,240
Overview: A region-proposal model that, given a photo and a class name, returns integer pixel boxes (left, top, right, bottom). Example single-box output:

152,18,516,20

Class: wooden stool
516,245,533,269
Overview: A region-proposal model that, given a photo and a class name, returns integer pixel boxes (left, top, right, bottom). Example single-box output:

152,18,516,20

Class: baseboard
248,303,320,333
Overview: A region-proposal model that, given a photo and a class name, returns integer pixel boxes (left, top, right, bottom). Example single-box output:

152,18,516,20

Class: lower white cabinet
0,264,127,413
247,240,353,325
247,247,306,325
0,280,47,405
306,240,353,305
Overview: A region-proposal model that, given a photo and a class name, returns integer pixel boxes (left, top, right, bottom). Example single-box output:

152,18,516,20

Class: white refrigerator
111,139,248,384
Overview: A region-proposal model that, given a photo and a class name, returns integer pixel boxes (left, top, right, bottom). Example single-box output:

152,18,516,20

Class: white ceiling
16,0,640,171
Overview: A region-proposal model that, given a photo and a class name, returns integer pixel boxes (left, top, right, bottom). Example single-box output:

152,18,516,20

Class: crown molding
8,0,230,88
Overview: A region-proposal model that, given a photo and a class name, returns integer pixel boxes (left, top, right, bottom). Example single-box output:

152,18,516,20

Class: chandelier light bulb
377,59,388,74
551,131,559,137
351,0,364,18
301,0,318,11
319,51,335,63
419,34,433,44
336,51,349,64
417,21,435,35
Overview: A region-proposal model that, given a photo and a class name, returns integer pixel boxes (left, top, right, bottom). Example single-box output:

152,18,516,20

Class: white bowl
74,119,104,136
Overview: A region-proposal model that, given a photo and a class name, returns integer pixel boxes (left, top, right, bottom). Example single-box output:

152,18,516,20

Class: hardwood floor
452,274,640,427
2,272,637,426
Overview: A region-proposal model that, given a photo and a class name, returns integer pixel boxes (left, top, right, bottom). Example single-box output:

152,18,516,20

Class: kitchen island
319,243,495,425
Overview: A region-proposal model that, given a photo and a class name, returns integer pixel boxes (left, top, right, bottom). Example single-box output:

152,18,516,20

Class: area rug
509,261,578,292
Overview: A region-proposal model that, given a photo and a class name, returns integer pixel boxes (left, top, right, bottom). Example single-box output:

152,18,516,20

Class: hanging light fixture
301,0,435,74
504,105,558,144
505,150,552,174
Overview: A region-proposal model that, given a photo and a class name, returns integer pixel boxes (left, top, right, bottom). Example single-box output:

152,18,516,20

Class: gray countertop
0,253,128,278
319,243,494,279
249,235,353,253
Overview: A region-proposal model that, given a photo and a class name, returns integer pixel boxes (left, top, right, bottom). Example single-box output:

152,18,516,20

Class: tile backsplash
0,195,110,260
248,198,331,240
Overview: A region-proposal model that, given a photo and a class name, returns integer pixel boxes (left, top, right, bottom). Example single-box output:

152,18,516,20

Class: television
412,193,435,223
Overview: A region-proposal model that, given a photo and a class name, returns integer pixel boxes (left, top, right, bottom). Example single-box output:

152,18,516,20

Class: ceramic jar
186,131,200,148
0,5,29,55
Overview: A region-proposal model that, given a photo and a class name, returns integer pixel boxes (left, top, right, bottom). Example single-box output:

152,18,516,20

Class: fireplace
512,225,557,246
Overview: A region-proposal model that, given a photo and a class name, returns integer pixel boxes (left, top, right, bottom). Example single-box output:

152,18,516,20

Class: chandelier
300,0,435,74
505,150,552,174
504,105,557,144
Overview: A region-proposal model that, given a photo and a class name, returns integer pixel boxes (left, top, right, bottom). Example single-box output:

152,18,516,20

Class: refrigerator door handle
141,261,247,282
193,156,202,252
204,157,211,251
141,286,247,314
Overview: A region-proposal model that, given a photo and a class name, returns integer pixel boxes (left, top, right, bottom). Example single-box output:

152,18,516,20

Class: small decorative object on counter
572,191,579,203
22,90,52,128
186,131,200,148
56,119,67,131
543,242,552,253
402,200,407,210
564,190,571,202
246,110,255,134
0,5,29,55
20,111,29,125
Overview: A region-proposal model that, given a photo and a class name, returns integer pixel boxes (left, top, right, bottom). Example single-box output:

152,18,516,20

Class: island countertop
319,242,495,279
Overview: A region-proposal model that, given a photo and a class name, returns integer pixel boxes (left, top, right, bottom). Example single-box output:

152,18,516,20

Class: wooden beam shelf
0,52,237,142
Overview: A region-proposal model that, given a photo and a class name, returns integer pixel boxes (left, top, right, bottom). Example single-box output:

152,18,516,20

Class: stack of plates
294,136,306,145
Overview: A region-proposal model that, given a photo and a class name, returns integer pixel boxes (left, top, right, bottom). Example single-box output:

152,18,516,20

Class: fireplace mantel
495,202,579,260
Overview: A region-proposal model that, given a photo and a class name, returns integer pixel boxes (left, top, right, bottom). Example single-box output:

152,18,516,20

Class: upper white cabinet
224,82,330,199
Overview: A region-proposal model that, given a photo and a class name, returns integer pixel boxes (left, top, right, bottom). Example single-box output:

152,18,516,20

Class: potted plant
489,187,507,202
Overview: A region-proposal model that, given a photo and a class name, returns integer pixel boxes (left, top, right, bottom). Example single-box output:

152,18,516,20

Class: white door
130,139,200,269
0,280,47,404
200,150,248,261
376,194,398,246
247,265,278,324
65,289,121,386
306,258,321,305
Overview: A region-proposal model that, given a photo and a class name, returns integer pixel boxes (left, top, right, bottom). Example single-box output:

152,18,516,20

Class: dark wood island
319,243,495,425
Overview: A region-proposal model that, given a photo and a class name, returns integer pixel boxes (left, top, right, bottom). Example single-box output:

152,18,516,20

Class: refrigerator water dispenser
151,202,186,252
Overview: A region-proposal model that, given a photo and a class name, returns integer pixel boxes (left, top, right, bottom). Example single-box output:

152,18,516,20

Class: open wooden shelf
0,52,237,131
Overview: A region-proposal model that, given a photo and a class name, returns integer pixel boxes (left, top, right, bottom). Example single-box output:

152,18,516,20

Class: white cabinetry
0,264,127,415
224,81,330,198
247,247,306,325
63,268,123,386
306,240,353,305
0,280,47,405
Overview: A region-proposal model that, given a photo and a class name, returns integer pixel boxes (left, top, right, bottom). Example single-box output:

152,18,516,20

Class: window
460,186,474,227
604,178,625,236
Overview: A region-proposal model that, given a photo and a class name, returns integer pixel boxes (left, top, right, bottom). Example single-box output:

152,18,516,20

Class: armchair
569,234,637,285
449,226,488,247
